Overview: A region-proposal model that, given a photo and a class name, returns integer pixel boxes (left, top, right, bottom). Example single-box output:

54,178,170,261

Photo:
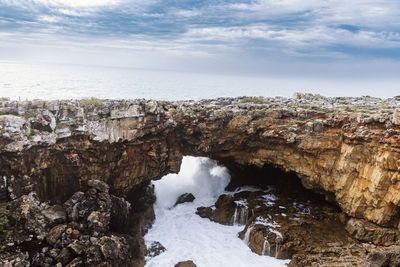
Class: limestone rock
345,218,399,246
392,109,400,125
3,96,400,266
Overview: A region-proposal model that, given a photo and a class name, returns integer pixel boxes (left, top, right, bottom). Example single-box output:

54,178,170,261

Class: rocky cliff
1,94,400,229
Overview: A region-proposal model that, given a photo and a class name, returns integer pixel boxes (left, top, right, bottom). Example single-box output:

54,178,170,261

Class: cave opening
222,161,339,208
143,156,289,266
143,156,345,265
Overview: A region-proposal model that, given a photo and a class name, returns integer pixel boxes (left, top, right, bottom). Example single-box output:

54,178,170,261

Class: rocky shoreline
1,93,400,266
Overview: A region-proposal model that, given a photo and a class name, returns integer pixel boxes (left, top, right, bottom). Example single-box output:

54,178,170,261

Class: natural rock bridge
2,94,400,265
1,95,400,228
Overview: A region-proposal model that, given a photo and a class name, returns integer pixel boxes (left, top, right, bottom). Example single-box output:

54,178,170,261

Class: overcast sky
1,0,400,82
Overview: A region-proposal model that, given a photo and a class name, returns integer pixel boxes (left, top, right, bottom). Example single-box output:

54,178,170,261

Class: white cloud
173,9,201,17
33,0,120,8
185,24,400,52
37,15,61,22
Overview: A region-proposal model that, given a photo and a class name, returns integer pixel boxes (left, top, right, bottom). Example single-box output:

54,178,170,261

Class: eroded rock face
199,184,400,267
0,180,136,267
1,95,400,228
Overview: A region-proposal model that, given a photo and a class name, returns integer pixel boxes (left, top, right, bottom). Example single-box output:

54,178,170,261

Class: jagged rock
1,180,135,267
41,204,66,225
196,194,235,224
174,193,195,206
96,235,133,264
68,240,86,255
66,257,83,267
87,179,109,193
64,180,113,234
110,194,131,231
2,96,400,230
345,218,399,246
146,241,166,258
197,194,251,225
46,224,67,246
196,207,212,219
3,96,400,266
175,260,197,267
57,247,72,265
365,247,400,267
84,245,103,266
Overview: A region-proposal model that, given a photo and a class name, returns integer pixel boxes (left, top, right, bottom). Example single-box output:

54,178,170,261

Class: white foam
145,156,289,267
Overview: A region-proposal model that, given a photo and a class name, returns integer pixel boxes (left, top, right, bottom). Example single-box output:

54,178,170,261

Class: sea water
1,61,396,100
144,156,289,267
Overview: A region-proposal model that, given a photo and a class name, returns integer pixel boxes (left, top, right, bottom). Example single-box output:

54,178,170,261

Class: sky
0,0,400,85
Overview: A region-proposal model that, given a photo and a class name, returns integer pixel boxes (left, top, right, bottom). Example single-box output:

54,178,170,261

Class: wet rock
197,193,251,225
196,207,212,219
175,260,197,267
174,193,195,206
196,194,235,225
96,235,133,264
146,241,166,258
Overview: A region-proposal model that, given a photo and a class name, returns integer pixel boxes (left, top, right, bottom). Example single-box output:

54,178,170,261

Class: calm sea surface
0,61,397,100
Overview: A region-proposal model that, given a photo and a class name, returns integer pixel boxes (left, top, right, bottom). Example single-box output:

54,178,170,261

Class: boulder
41,204,67,225
175,260,197,267
87,179,109,193
146,241,166,258
174,193,195,206
46,224,67,246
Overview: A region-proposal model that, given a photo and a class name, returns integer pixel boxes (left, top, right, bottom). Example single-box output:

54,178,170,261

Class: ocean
1,61,397,101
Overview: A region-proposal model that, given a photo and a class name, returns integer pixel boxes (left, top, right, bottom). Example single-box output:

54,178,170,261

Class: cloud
6,0,121,8
0,0,399,69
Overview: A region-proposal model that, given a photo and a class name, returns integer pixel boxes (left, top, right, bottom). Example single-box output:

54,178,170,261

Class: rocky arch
1,96,400,230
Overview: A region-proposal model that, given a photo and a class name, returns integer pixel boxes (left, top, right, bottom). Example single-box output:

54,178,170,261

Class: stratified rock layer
1,94,400,230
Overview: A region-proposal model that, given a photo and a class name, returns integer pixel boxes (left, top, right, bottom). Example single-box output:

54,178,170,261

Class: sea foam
144,156,289,267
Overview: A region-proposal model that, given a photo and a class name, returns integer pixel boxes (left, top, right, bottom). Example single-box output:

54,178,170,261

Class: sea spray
232,206,248,225
243,225,254,245
153,156,230,209
262,235,270,256
239,206,248,225
144,156,289,267
232,207,238,225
